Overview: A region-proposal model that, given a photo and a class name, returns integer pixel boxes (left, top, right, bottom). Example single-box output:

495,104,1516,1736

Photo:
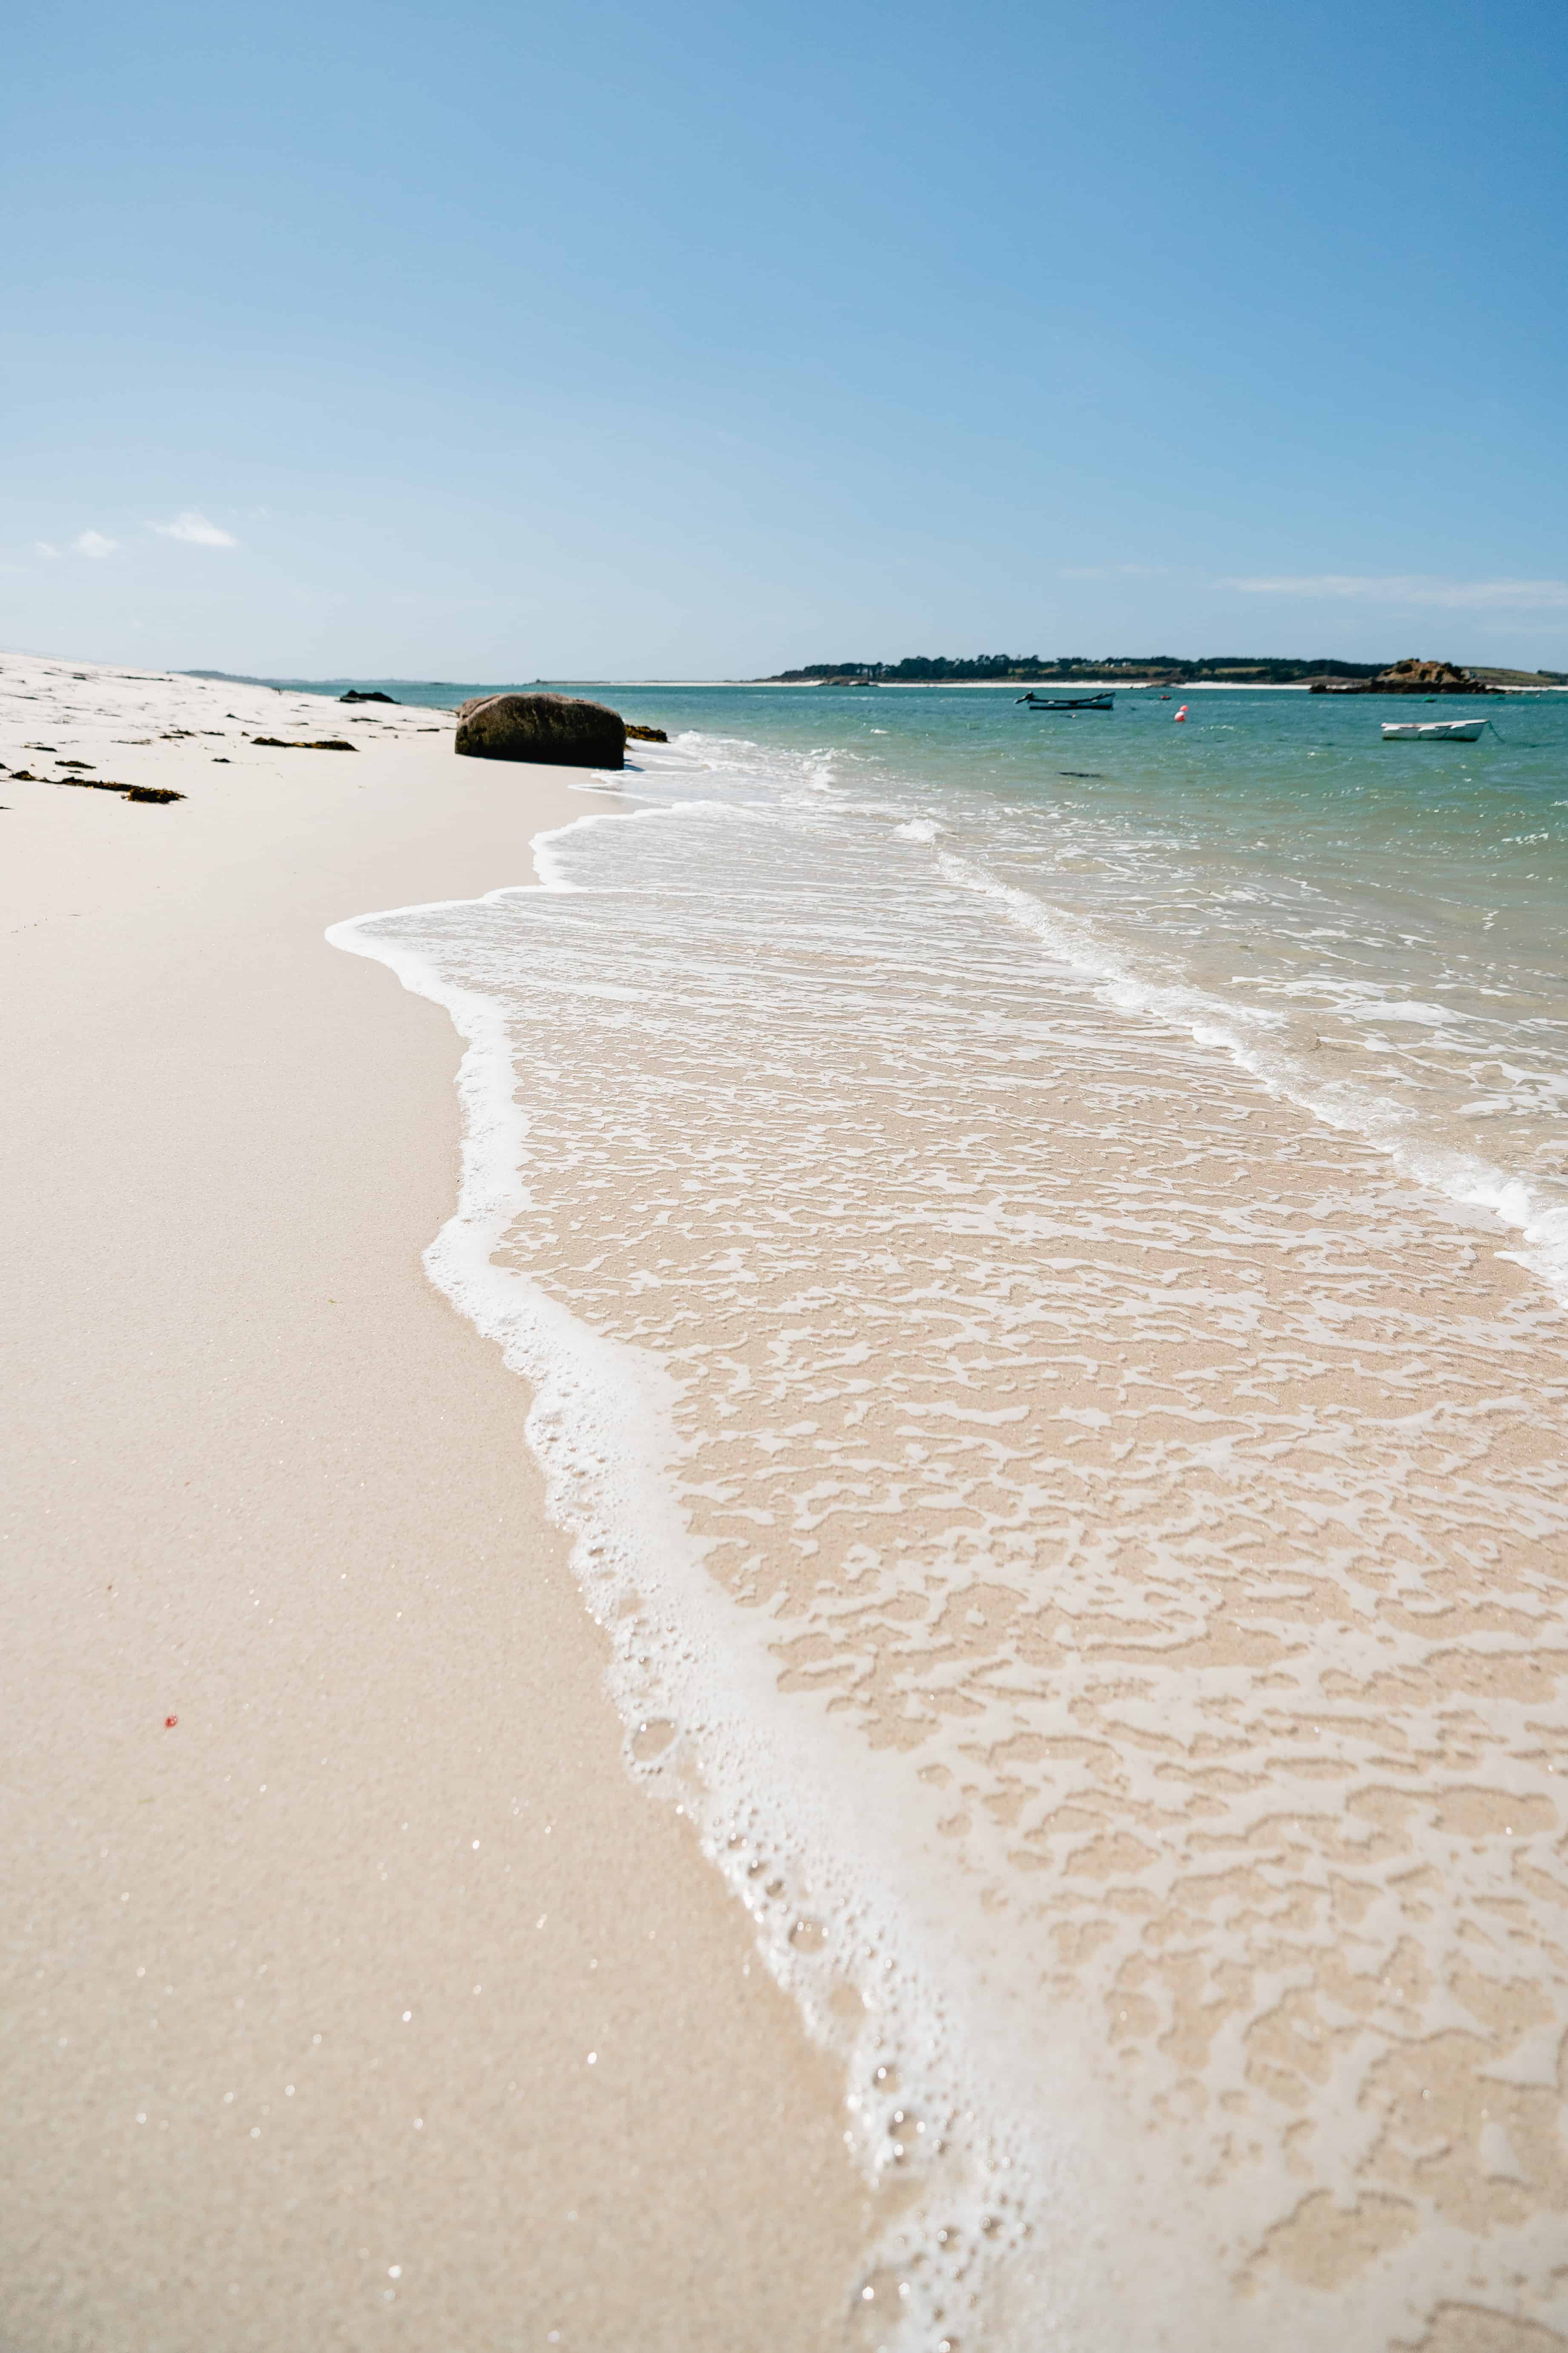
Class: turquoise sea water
552,681,1568,1302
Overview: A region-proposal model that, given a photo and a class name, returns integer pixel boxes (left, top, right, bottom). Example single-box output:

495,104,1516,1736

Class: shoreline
0,654,871,2350
327,708,1568,2345
9,650,1568,2346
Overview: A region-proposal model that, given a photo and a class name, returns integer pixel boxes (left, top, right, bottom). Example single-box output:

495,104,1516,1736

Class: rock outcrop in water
340,689,398,704
1315,657,1499,696
455,692,626,768
625,723,667,742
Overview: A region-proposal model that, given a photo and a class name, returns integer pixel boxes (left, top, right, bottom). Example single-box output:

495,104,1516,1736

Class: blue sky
4,0,1565,675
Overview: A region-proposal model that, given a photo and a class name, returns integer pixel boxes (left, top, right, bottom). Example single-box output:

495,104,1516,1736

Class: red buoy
1174,704,1189,722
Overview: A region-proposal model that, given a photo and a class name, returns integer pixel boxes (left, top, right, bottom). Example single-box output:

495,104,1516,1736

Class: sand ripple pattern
355,781,1568,2348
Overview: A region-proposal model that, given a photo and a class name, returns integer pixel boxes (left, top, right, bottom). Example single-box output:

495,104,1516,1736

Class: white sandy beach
9,654,1568,2353
0,656,871,2352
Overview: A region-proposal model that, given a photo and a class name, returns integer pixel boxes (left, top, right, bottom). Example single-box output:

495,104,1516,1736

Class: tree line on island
763,654,1567,689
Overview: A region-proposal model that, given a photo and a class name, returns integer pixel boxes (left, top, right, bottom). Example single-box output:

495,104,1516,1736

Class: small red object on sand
164,1715,178,1728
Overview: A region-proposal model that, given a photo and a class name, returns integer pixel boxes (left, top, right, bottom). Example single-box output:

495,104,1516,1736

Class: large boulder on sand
455,691,626,768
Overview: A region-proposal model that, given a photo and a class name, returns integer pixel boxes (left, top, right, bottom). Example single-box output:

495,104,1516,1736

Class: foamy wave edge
325,837,1048,2353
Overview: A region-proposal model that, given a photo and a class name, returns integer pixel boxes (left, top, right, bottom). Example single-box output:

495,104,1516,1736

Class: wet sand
332,723,1568,2350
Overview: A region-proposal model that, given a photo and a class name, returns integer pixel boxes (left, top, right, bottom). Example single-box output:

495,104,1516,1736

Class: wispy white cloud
73,530,119,559
35,541,60,560
150,509,238,548
1222,573,1568,611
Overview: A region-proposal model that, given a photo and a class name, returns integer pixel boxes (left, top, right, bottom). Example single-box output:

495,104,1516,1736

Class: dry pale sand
0,656,872,2352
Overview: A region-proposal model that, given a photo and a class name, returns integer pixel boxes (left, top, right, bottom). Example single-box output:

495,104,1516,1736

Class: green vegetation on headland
764,654,1568,688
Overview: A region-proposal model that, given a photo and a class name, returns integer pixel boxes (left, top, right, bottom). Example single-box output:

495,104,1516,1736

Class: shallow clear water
334,686,1568,2349
592,685,1568,1302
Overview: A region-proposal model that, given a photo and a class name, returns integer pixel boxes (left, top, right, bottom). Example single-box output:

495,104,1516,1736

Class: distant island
762,653,1568,688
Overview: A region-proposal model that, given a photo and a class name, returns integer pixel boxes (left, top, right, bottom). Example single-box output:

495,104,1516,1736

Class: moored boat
1018,691,1114,711
1381,719,1488,743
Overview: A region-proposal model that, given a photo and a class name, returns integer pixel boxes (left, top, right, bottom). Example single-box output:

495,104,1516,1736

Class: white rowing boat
1381,719,1487,743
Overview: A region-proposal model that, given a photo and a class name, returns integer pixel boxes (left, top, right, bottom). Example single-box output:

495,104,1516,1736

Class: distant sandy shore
0,655,869,2351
